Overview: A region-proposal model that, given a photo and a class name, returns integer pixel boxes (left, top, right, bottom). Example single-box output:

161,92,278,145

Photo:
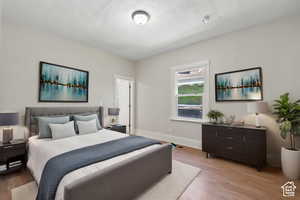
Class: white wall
0,22,135,139
0,0,2,65
135,15,300,166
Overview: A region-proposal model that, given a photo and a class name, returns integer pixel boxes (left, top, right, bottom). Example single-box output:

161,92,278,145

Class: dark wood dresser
202,123,266,171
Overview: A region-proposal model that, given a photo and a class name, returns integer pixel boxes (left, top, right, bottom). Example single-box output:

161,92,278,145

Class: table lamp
0,112,19,143
247,102,268,128
108,108,120,125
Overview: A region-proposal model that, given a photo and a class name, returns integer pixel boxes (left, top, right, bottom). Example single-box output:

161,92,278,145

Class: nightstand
105,125,127,134
0,139,26,175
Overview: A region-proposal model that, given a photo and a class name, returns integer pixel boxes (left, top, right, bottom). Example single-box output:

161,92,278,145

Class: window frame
170,61,210,123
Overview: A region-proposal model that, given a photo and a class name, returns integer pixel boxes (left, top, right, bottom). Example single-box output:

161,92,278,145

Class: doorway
114,75,134,134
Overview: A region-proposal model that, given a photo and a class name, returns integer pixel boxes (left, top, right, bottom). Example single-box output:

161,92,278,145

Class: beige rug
11,160,200,200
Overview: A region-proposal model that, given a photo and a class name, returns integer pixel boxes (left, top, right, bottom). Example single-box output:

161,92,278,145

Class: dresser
202,123,266,171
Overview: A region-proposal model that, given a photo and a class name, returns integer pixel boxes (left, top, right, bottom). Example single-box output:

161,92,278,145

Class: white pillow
49,121,76,140
76,119,98,135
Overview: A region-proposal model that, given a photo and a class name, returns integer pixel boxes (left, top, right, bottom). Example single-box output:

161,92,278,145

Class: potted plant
207,110,224,124
273,93,300,180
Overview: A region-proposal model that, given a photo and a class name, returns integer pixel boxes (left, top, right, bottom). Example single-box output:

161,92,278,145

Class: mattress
27,129,161,200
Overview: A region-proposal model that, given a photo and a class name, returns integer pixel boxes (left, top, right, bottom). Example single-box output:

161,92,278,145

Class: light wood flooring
0,146,299,200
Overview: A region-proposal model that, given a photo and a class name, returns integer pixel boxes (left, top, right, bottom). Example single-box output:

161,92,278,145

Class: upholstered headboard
25,106,104,137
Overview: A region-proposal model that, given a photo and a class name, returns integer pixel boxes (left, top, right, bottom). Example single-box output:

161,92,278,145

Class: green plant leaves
273,93,300,149
207,110,224,121
280,121,292,139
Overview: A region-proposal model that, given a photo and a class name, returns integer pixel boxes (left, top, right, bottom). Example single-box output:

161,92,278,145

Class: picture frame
215,67,263,102
39,62,89,103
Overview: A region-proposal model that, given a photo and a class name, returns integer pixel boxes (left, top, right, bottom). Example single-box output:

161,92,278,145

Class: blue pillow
73,114,101,130
37,116,70,139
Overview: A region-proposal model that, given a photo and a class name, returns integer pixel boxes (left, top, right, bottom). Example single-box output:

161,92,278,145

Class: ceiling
3,0,300,61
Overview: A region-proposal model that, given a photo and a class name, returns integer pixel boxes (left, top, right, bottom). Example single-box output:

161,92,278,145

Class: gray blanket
36,136,160,200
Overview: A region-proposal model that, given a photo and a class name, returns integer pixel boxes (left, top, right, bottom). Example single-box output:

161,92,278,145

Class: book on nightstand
9,160,22,168
0,165,7,171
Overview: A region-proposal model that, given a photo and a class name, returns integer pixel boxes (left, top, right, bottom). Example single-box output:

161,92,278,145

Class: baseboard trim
136,129,202,150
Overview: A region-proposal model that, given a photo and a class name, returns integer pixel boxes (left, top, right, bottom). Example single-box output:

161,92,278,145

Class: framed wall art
39,62,89,102
215,67,263,102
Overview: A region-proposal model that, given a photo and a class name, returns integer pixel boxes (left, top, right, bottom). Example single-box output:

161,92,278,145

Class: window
171,62,209,122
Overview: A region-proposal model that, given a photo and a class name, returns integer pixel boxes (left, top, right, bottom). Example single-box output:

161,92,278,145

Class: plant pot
209,119,217,124
281,147,300,180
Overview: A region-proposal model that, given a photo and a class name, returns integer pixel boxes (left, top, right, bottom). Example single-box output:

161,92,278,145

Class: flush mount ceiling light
132,10,150,25
202,15,210,24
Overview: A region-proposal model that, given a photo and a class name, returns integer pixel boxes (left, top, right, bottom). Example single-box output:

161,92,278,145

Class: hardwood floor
0,168,33,200
0,146,299,200
174,147,300,200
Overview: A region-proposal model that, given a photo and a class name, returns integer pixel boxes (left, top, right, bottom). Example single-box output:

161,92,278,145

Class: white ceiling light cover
132,10,150,25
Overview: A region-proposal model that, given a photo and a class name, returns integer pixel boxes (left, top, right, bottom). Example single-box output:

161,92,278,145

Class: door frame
114,75,135,135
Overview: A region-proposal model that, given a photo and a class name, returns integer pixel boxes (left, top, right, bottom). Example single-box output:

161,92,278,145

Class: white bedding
27,129,161,200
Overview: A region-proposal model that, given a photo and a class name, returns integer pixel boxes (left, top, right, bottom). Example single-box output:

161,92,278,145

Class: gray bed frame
25,106,172,200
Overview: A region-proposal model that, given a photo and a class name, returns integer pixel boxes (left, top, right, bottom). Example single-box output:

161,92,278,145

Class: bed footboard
64,144,172,200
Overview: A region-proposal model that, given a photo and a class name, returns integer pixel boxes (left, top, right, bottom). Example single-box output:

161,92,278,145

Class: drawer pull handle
243,136,246,142
3,146,14,149
226,146,233,150
226,137,233,140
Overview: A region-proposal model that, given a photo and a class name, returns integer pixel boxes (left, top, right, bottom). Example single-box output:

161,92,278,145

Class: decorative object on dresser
39,62,89,102
247,101,269,128
226,115,236,125
0,139,26,175
0,112,19,144
207,110,224,124
215,67,263,102
273,93,300,180
202,123,266,171
108,107,120,125
105,124,126,134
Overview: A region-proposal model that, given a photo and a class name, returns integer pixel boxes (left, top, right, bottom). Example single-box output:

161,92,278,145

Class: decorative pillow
73,114,101,130
49,121,76,140
37,116,70,139
76,119,98,135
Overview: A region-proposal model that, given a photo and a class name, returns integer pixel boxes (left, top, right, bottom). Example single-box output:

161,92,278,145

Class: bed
25,107,172,200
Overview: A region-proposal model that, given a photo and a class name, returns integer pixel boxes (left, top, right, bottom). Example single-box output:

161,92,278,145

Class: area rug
11,160,200,200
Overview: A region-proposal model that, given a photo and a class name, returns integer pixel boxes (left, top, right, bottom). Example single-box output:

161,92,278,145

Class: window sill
170,117,207,124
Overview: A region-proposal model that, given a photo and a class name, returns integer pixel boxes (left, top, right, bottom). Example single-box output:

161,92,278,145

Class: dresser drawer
244,130,265,141
217,139,244,154
0,152,5,162
202,125,218,137
202,125,219,153
217,140,246,162
1,144,26,160
216,127,243,141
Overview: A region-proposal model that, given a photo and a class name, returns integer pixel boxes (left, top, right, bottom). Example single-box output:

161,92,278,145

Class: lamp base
2,128,13,144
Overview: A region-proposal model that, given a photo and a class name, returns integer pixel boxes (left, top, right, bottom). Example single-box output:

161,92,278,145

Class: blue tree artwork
215,67,263,101
39,62,89,102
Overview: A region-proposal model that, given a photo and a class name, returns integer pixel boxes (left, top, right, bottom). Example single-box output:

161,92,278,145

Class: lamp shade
108,108,120,116
0,112,19,126
247,102,268,114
